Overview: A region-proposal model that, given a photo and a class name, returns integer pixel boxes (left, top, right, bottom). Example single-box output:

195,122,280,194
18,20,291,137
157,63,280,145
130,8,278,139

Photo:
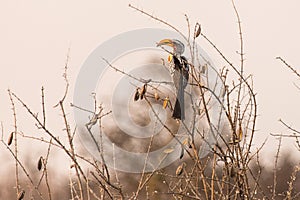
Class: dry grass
1,2,300,200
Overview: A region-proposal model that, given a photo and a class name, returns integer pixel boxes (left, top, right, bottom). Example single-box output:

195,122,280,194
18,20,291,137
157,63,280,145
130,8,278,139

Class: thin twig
8,89,20,195
272,135,282,199
129,4,188,42
276,57,300,78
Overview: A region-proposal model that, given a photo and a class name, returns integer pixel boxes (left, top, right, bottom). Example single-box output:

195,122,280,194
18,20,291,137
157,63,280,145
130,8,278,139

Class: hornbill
157,39,189,120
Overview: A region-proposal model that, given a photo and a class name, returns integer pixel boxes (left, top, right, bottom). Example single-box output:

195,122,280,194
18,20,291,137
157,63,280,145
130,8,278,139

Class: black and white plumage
157,39,189,120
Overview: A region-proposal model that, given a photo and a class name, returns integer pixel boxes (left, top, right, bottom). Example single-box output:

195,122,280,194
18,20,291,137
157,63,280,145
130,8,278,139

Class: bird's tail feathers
172,86,185,120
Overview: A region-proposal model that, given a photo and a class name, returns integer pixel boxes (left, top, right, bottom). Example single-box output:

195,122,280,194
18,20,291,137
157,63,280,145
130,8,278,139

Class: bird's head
157,39,185,56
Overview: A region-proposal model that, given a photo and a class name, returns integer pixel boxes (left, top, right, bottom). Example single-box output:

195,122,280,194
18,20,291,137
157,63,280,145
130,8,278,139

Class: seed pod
200,64,207,74
154,92,160,101
168,54,173,62
134,88,140,101
238,126,243,141
163,97,169,109
37,156,43,171
140,84,147,100
182,137,189,146
180,146,184,159
176,163,185,176
7,132,14,146
17,190,25,200
194,23,201,38
163,148,174,154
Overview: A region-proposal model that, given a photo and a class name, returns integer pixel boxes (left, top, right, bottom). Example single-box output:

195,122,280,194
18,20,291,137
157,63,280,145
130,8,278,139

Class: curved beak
157,38,184,55
157,39,175,48
157,39,174,62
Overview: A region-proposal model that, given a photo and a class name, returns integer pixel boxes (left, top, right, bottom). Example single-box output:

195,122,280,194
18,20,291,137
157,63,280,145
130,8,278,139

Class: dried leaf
163,148,174,154
7,132,14,146
134,88,140,101
194,23,201,38
162,97,169,109
17,190,25,200
37,156,43,171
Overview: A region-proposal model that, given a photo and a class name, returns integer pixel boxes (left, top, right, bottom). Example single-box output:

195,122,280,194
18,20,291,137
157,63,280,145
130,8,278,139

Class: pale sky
1,0,300,171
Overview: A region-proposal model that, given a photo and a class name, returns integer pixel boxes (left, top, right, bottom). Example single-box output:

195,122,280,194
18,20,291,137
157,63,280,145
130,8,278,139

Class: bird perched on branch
157,39,189,120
